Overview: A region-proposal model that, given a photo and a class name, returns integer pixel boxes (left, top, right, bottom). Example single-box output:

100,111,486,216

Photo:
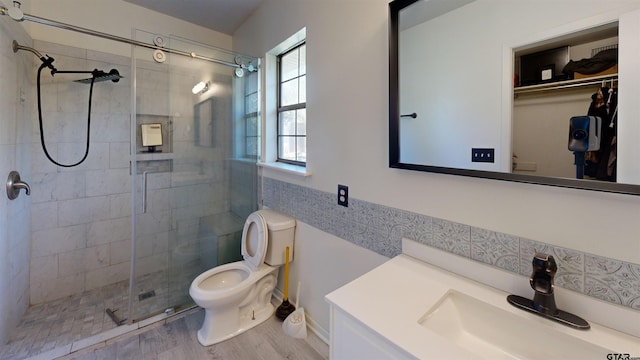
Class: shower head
74,69,123,84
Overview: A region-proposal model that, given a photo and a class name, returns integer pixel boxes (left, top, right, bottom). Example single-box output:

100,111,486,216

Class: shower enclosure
128,30,260,322
1,13,259,357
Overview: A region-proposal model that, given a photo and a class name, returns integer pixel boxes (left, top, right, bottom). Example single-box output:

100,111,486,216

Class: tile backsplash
262,177,640,311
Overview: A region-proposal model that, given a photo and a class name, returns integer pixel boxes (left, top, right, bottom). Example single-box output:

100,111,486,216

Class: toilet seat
241,211,268,270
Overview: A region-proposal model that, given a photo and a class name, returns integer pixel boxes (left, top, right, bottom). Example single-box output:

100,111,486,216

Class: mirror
195,98,215,147
389,0,640,195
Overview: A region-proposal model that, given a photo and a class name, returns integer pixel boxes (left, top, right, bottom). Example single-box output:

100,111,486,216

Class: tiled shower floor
0,270,191,360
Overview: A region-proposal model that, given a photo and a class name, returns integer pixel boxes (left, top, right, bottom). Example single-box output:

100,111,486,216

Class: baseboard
271,289,329,344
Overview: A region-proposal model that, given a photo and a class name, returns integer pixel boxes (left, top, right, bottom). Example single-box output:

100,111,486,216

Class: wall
25,40,132,304
234,0,640,338
0,7,33,345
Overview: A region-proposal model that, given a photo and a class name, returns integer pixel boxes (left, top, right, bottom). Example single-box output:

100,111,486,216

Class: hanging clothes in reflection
585,83,617,181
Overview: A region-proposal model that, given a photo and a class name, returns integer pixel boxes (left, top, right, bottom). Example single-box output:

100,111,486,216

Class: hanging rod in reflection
514,74,618,95
0,4,250,70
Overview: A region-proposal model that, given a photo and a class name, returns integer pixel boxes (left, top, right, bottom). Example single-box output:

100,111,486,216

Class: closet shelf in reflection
514,73,617,96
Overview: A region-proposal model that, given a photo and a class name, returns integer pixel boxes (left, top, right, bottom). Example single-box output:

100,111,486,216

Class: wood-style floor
59,308,329,360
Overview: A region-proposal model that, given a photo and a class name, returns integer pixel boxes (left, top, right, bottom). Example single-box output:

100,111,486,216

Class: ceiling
123,0,264,35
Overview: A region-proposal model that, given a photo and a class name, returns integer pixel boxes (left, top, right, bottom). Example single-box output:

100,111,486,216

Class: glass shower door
129,31,259,322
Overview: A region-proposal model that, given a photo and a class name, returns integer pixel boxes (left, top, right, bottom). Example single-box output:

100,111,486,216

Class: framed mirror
389,0,640,195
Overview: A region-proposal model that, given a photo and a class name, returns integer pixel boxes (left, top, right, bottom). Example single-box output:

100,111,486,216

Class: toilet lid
241,211,268,270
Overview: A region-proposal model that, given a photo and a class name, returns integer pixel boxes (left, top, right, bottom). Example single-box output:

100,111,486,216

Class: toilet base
197,303,275,346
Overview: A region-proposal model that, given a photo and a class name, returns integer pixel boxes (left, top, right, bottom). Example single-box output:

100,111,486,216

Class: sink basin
418,291,611,360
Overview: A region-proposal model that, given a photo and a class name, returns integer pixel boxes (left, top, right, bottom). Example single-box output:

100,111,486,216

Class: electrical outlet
471,148,495,163
337,184,349,207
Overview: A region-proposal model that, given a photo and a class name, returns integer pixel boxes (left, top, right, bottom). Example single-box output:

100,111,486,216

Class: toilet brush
276,246,295,320
283,281,307,338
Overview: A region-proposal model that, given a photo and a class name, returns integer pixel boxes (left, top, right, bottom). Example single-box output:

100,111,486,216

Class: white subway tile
85,168,131,196
58,196,110,226
58,244,110,277
109,193,132,218
32,224,86,257
84,262,130,290
29,254,59,284
30,273,85,304
86,217,131,246
109,239,131,265
109,142,130,169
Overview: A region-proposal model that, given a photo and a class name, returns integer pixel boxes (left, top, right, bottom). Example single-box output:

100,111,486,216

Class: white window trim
261,27,311,177
257,161,312,177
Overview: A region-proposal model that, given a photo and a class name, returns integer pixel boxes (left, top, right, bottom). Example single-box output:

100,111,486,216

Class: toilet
189,209,296,346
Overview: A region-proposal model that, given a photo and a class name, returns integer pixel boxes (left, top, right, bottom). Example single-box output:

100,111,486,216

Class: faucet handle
532,253,557,274
529,253,557,294
6,170,30,200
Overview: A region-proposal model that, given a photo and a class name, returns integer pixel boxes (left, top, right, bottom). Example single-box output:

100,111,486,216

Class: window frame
243,70,259,160
276,42,306,166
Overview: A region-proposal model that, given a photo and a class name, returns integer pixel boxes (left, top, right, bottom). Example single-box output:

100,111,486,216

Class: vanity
326,240,640,359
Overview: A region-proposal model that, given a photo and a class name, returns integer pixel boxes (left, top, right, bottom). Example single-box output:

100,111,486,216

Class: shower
1,3,260,358
13,40,122,167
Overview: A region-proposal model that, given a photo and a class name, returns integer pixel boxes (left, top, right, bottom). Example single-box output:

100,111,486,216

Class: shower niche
136,114,173,154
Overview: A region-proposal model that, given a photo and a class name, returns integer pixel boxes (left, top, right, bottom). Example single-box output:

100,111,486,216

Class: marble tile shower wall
28,40,233,306
1,17,33,344
262,178,640,310
29,41,134,305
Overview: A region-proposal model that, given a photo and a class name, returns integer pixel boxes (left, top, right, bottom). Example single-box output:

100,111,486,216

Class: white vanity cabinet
329,305,414,360
325,249,640,360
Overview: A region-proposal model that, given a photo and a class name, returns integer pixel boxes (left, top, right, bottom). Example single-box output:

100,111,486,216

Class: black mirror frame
388,0,640,196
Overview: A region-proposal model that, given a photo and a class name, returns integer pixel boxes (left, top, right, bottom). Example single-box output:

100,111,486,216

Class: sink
418,290,611,360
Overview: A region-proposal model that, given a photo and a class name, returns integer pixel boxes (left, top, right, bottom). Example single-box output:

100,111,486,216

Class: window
277,43,306,165
244,70,259,159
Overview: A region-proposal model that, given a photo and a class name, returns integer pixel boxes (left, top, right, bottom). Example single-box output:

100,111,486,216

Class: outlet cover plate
338,184,348,207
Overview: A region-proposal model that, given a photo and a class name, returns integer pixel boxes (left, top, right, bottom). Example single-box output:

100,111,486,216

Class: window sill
258,161,312,177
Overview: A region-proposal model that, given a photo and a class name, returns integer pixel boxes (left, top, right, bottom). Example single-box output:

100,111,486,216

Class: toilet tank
259,209,296,265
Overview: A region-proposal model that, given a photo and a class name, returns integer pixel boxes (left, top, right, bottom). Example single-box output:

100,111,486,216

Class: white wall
0,7,33,346
234,0,640,338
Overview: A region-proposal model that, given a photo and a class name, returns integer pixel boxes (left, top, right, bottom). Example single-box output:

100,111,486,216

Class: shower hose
36,60,97,167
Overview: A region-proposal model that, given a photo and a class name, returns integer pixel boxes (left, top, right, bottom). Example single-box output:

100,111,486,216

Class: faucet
507,252,590,330
530,253,558,315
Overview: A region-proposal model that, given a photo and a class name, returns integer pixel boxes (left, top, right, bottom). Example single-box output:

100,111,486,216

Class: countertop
325,254,640,359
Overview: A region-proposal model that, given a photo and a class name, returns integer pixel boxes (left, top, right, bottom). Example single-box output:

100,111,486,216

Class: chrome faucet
507,252,590,329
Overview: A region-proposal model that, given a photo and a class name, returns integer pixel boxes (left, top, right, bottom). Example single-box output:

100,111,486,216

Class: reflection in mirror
195,98,215,147
389,0,640,195
513,24,619,181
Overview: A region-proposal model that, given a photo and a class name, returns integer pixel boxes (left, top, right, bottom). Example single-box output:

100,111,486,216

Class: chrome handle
141,171,148,213
7,170,30,200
